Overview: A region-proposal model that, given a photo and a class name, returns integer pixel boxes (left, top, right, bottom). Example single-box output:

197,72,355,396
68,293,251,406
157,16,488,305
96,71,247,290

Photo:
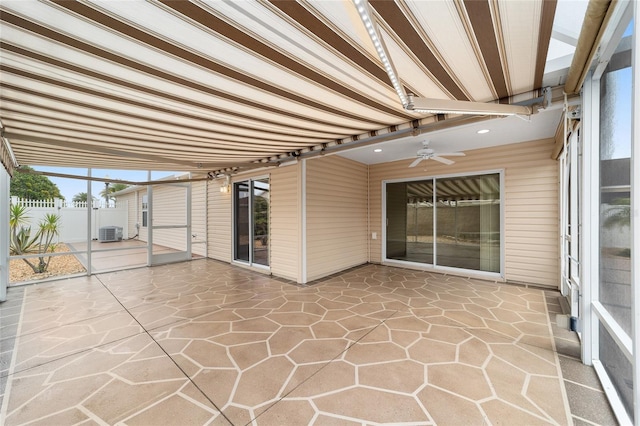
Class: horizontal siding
270,166,300,281
369,138,559,288
207,179,231,262
306,156,368,281
206,168,300,280
150,184,189,251
117,192,137,239
504,148,558,287
191,181,207,256
117,183,204,255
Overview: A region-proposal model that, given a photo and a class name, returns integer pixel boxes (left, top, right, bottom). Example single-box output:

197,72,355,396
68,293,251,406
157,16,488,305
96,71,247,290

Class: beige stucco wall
305,155,368,281
368,138,559,288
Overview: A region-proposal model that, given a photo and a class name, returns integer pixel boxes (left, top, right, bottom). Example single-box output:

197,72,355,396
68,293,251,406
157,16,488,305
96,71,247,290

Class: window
234,177,269,266
596,17,633,420
385,172,501,274
142,194,148,227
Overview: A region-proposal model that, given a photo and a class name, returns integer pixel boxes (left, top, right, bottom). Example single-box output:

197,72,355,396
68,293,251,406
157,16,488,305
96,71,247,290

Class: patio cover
0,0,557,175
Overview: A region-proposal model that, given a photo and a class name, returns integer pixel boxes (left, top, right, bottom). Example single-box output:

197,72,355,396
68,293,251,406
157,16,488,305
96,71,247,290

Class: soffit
1,0,558,173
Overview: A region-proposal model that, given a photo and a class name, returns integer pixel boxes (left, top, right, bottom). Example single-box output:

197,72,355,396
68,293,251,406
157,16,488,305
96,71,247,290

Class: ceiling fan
409,141,465,168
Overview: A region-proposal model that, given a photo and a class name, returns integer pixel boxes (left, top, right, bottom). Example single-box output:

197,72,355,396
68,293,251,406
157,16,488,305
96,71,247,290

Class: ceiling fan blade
409,157,423,168
432,156,455,165
436,152,465,157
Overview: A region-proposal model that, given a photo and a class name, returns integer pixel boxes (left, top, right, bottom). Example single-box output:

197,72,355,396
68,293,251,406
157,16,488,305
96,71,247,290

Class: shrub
9,204,61,274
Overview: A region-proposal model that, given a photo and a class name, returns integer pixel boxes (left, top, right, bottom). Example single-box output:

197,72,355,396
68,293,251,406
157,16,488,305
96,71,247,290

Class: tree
10,166,64,200
72,192,96,203
99,182,129,205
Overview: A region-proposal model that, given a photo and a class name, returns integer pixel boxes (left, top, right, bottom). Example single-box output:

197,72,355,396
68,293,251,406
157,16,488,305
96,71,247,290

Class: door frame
147,182,192,266
232,175,270,270
381,169,504,280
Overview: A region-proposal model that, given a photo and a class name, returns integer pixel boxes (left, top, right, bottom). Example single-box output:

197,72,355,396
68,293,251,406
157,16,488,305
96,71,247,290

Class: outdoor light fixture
374,148,383,152
353,0,532,117
353,0,408,106
219,175,231,193
477,129,490,134
278,159,299,167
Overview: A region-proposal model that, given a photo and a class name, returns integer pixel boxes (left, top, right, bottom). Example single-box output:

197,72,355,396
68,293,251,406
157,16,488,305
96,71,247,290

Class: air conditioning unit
99,226,123,242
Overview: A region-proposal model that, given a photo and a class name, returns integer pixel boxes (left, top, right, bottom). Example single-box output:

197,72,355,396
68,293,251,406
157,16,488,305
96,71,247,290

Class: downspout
300,160,307,284
204,179,208,258
367,165,371,265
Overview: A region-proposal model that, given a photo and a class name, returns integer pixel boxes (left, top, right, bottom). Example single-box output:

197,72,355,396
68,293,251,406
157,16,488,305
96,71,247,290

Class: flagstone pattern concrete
1,260,573,425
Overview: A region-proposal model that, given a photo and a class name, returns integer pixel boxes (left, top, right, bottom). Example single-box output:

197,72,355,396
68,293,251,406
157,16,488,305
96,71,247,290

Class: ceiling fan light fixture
409,141,465,168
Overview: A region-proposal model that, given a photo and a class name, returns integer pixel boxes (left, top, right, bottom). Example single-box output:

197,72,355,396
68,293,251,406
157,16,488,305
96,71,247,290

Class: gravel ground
9,244,86,283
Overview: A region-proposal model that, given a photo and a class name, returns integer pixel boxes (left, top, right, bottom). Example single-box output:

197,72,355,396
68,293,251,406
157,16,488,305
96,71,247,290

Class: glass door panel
386,182,408,260
234,178,270,267
252,178,270,266
595,17,633,421
435,174,500,272
407,181,434,264
599,56,632,337
234,182,250,262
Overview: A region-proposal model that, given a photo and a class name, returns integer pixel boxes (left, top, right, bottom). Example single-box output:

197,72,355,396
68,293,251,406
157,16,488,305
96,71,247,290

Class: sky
33,166,181,201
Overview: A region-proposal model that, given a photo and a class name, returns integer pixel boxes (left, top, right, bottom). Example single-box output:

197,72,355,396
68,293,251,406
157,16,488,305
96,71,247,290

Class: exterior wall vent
99,226,123,242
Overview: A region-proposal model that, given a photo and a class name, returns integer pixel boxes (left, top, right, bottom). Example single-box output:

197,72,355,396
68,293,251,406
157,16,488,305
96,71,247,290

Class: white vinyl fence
11,197,129,243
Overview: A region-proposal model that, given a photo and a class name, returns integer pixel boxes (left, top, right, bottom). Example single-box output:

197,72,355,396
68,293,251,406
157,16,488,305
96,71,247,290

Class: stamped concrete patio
0,260,605,425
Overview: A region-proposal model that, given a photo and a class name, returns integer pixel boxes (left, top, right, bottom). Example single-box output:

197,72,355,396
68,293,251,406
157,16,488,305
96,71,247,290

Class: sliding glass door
234,177,269,267
385,172,501,275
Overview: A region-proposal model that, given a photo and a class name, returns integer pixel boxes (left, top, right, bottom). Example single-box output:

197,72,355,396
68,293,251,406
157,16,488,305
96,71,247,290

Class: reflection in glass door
252,178,270,266
386,181,434,264
385,172,501,275
234,181,250,262
234,177,269,267
436,174,500,272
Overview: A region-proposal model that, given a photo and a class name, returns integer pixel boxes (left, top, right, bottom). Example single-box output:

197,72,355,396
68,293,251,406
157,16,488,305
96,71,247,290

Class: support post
1,167,10,301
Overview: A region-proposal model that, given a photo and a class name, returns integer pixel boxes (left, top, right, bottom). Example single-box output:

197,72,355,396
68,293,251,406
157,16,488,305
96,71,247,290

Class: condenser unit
99,226,123,242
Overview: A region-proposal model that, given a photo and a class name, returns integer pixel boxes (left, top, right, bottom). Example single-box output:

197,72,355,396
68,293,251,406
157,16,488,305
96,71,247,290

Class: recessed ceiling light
374,148,383,152
477,129,490,134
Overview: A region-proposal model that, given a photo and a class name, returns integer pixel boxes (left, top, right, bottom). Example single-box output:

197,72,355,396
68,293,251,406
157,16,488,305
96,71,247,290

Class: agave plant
9,204,37,256
9,204,61,274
